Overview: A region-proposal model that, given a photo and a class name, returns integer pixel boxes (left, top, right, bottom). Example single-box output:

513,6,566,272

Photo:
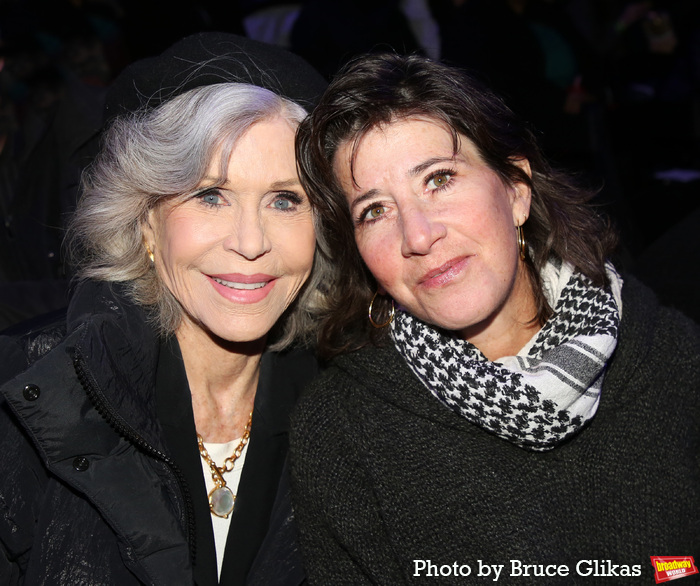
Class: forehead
358,116,454,152
233,115,297,152
334,116,463,184
208,115,298,175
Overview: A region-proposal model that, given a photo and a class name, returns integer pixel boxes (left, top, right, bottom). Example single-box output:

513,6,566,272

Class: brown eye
360,204,387,223
427,172,452,190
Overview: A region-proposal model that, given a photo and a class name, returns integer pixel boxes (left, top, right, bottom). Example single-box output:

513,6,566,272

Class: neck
176,319,266,442
460,263,541,361
468,317,540,362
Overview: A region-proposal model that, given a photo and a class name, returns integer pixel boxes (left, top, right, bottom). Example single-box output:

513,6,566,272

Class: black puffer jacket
0,279,313,585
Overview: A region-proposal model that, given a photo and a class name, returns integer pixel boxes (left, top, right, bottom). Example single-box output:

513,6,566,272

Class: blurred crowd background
1,0,699,329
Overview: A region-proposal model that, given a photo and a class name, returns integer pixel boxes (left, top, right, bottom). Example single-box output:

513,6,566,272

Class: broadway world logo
650,556,699,583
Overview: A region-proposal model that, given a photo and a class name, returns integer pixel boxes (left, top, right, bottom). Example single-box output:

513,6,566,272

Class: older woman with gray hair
0,32,328,585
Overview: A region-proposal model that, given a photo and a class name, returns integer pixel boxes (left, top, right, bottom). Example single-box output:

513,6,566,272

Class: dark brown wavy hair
297,52,618,359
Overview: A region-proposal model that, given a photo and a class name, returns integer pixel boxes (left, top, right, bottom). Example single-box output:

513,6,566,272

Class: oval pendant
209,486,235,518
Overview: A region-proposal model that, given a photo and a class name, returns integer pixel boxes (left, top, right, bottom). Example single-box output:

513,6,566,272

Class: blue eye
271,192,303,211
273,198,293,210
198,190,224,206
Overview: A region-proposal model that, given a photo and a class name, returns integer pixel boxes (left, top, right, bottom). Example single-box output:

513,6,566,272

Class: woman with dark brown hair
290,52,699,584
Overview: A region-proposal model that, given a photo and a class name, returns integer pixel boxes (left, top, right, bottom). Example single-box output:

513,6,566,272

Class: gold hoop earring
368,291,395,328
516,224,526,261
146,245,155,264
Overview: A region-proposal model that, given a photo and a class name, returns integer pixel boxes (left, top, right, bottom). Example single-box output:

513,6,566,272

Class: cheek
282,219,317,275
155,217,216,292
158,239,199,284
158,214,211,260
297,240,316,277
356,232,393,286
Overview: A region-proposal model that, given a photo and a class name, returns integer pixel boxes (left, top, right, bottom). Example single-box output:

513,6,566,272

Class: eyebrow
269,178,303,190
408,156,456,177
348,188,380,214
197,177,302,191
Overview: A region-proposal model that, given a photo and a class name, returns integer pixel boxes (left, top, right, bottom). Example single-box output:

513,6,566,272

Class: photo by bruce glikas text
412,559,642,580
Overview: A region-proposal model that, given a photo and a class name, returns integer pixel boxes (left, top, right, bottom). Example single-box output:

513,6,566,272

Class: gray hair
69,82,332,350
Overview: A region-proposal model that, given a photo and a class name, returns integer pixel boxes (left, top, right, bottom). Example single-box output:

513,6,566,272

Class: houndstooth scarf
391,259,623,451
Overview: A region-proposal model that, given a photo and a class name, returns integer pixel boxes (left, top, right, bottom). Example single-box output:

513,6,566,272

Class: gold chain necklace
196,411,252,519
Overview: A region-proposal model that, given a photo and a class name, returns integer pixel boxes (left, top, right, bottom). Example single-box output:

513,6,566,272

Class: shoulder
618,275,700,359
291,338,441,432
0,309,68,383
293,343,397,414
289,347,374,455
264,346,320,382
605,275,700,411
288,349,389,523
259,346,321,411
289,362,355,445
289,342,416,467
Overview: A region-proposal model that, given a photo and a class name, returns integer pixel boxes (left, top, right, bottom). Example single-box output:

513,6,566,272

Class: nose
225,211,271,260
400,202,447,256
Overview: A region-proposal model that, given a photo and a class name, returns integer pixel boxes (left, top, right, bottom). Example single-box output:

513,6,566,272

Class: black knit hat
103,31,328,123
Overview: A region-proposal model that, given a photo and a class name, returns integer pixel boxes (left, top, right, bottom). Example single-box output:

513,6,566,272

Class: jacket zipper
72,347,198,563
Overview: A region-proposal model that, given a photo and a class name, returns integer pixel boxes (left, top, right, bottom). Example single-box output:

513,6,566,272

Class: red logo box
650,556,699,583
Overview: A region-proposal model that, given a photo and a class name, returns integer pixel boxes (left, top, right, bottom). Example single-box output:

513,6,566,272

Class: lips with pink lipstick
206,273,277,303
418,255,471,288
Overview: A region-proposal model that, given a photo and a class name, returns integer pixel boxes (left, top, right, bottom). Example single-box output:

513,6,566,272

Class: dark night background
1,0,699,329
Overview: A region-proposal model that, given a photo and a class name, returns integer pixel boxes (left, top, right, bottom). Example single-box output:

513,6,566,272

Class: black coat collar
157,337,316,585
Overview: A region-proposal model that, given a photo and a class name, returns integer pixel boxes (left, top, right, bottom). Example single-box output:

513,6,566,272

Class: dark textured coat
0,279,313,585
290,277,700,585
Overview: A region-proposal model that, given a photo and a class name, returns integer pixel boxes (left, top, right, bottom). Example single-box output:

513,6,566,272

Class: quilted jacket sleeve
0,333,51,584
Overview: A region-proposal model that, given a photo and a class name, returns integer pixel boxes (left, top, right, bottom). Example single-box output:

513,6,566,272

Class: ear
140,208,158,251
509,157,532,226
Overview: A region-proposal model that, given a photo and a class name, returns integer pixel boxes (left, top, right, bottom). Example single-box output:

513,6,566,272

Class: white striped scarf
391,259,622,451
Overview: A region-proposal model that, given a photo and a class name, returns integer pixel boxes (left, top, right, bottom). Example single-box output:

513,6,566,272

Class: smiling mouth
212,277,268,290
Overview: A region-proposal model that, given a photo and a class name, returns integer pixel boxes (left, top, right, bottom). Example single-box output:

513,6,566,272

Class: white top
199,437,250,579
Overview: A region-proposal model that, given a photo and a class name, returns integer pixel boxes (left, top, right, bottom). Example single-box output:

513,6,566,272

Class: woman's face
334,116,534,350
144,115,315,344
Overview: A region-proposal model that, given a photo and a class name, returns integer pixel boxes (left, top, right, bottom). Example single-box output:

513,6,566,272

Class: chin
216,324,273,344
416,306,482,331
187,313,272,345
